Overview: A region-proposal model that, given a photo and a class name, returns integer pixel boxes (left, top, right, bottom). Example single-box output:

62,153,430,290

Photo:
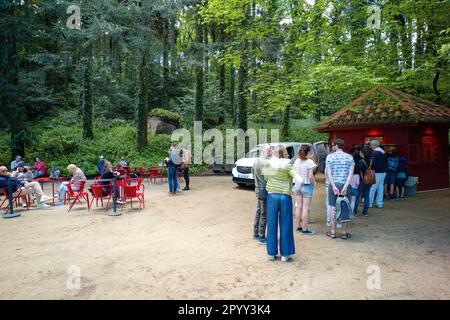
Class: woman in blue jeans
357,148,373,217
265,145,302,262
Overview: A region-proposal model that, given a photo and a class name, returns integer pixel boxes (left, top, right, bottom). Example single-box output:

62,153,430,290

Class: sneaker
39,195,54,203
37,203,50,209
182,187,189,191
281,256,290,262
296,227,303,233
363,214,369,217
21,202,27,208
258,237,267,245
53,200,64,206
302,229,316,235
268,255,275,261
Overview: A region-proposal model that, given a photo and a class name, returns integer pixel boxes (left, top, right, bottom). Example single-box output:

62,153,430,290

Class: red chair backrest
126,177,143,188
149,169,160,177
94,176,101,184
90,184,105,198
123,185,138,198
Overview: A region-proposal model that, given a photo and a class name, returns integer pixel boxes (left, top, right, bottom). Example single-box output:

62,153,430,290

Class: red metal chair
136,167,152,183
149,167,166,184
0,187,29,214
121,184,145,211
66,181,90,212
93,176,101,185
89,184,113,211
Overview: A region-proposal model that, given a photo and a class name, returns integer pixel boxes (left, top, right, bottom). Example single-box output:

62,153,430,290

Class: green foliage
150,108,182,127
0,119,173,177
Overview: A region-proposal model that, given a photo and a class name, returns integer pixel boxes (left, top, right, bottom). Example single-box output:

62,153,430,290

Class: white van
232,142,329,187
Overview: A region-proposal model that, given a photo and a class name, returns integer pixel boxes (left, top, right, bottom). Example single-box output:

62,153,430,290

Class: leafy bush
150,108,182,127
0,123,175,177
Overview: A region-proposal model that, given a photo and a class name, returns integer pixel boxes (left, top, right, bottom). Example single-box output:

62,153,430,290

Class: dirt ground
0,175,449,300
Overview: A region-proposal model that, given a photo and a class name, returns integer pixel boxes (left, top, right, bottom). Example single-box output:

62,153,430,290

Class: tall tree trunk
230,64,236,126
162,19,170,109
218,25,225,125
194,11,204,122
394,8,412,70
203,24,209,82
136,49,149,151
282,105,290,138
237,50,248,131
82,56,94,140
388,25,400,71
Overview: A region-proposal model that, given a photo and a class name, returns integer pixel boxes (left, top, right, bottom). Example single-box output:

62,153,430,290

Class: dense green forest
1,0,449,175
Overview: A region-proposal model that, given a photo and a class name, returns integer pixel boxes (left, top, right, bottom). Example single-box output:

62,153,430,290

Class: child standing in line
395,156,408,201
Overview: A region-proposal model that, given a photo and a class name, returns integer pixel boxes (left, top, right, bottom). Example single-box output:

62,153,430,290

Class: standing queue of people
252,139,409,262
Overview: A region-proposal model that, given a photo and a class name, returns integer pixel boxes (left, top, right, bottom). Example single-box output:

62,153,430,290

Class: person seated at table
0,166,54,209
89,161,118,197
11,163,35,207
118,157,128,167
11,163,34,181
10,155,23,171
54,164,87,206
33,157,47,178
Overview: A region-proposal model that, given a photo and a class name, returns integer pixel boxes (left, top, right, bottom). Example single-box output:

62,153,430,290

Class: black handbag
258,186,267,201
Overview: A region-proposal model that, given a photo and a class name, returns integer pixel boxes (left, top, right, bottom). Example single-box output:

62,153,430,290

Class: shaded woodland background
1,0,448,175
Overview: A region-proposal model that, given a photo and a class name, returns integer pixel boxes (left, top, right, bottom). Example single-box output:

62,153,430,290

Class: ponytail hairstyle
298,144,311,160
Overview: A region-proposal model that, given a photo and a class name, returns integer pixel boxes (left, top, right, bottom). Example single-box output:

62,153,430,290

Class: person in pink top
33,157,47,178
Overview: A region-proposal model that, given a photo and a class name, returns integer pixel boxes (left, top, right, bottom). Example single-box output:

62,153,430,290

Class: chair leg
86,195,90,211
105,194,112,212
68,196,79,212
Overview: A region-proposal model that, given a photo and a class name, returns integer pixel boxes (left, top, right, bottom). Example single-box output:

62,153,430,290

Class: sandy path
0,175,449,299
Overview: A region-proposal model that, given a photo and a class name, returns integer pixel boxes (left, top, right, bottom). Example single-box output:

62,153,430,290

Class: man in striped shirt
325,139,354,240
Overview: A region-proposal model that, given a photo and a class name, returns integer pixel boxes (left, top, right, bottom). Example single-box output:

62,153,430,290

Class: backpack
387,156,399,172
336,196,354,223
362,160,375,185
49,167,60,179
169,148,182,165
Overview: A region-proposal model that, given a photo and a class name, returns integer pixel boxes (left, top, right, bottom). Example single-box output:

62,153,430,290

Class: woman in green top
266,145,302,262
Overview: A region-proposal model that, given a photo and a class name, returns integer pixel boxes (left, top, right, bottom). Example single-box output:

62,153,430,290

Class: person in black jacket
368,140,387,209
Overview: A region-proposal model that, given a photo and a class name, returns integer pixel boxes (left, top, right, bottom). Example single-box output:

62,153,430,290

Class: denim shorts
297,184,314,198
385,172,397,185
396,178,406,187
328,183,351,207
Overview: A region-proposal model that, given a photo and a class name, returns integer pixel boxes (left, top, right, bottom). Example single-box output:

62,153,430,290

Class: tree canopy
1,0,448,159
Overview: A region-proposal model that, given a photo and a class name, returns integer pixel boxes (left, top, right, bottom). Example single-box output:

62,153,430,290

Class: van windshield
246,149,259,158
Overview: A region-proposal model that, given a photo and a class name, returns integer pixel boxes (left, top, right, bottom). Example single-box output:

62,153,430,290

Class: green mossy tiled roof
316,86,450,132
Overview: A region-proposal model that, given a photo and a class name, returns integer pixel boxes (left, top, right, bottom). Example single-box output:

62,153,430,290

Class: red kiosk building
316,86,450,191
